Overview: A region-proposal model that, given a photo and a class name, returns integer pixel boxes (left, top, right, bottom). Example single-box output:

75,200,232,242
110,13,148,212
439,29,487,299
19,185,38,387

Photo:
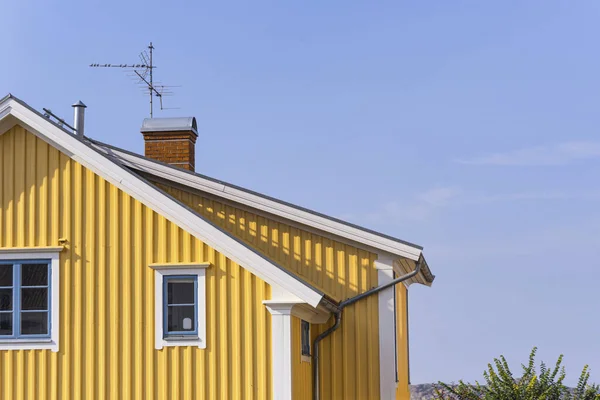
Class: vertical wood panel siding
396,285,410,400
157,183,382,399
291,316,312,400
0,126,272,400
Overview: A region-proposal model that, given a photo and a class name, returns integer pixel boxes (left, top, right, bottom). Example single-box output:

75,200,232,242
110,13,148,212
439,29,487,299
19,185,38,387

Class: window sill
164,336,199,341
0,338,57,352
301,355,312,363
158,336,205,349
0,338,52,343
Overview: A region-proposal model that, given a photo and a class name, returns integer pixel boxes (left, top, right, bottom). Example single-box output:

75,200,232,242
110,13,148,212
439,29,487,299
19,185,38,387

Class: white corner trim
149,262,211,270
0,249,60,352
375,254,396,270
376,256,413,290
264,300,296,400
377,257,397,400
91,142,424,261
0,97,323,308
152,266,208,350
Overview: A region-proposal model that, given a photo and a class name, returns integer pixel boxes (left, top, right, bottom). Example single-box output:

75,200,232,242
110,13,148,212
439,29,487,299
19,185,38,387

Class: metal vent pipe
72,101,87,137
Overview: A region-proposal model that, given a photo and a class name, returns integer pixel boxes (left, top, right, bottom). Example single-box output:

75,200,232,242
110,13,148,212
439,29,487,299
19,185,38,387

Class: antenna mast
90,42,178,118
149,42,154,117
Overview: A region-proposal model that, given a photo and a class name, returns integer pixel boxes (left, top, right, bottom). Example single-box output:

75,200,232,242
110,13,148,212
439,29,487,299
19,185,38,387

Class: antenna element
90,42,178,118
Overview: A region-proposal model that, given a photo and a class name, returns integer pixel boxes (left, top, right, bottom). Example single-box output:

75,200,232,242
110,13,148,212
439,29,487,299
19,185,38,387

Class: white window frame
0,247,61,352
149,262,210,349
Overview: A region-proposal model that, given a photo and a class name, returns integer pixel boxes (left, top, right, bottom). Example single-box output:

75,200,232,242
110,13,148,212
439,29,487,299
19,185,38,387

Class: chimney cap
141,117,197,135
72,100,87,108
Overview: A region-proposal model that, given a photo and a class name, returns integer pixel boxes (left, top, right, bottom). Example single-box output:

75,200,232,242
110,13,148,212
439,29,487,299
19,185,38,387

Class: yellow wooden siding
0,125,272,400
396,284,410,400
291,316,312,400
158,183,383,399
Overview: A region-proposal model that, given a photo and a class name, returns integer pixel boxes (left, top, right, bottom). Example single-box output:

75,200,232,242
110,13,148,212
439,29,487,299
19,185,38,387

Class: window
163,275,197,337
0,249,60,352
301,320,311,357
150,263,209,349
0,261,50,338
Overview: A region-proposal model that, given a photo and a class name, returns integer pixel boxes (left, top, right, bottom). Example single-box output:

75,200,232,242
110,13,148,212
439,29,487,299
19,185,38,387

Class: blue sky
4,0,600,387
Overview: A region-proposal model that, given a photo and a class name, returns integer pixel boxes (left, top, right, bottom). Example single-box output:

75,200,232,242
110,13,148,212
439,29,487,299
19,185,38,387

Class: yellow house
0,94,435,400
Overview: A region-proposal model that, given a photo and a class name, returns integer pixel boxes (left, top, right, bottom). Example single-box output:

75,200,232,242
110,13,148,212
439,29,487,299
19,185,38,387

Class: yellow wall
0,126,273,400
291,316,312,400
396,284,410,400
157,183,384,399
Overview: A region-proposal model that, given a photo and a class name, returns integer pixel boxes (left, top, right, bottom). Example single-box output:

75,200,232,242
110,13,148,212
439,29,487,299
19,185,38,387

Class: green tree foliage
435,347,600,400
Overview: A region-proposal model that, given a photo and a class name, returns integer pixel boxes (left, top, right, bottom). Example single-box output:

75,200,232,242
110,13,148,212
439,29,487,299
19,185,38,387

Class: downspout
312,258,422,400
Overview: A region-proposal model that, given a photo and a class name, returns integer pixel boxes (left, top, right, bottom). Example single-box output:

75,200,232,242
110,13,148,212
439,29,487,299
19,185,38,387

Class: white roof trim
0,96,324,308
92,143,424,261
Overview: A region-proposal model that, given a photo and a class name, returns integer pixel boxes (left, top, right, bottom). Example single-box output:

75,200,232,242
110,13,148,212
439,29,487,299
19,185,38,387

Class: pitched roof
0,94,327,307
89,138,436,286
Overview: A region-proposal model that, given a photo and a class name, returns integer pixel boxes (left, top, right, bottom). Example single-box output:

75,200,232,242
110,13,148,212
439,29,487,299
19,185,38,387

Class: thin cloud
463,191,600,205
456,141,600,166
366,187,461,223
431,217,600,263
417,187,461,207
362,187,600,224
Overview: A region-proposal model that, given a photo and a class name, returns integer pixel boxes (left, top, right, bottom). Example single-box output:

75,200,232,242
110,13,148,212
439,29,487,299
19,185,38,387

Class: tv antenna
90,42,179,118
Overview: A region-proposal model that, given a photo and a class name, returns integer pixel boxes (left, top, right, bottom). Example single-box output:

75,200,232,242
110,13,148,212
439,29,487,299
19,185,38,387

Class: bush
435,347,600,400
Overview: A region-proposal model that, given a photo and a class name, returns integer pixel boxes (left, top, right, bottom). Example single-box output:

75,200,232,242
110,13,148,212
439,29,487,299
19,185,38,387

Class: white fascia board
93,144,424,261
0,98,324,308
0,105,14,132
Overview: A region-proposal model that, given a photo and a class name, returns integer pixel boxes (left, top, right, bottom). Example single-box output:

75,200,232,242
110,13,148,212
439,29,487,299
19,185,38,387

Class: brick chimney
141,117,198,171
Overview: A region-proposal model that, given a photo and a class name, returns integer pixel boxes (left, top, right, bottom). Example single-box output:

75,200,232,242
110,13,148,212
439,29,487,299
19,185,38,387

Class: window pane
0,313,12,335
22,264,48,286
21,288,48,310
0,289,12,311
301,320,310,355
167,281,195,305
21,312,48,335
0,265,12,286
167,305,195,332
